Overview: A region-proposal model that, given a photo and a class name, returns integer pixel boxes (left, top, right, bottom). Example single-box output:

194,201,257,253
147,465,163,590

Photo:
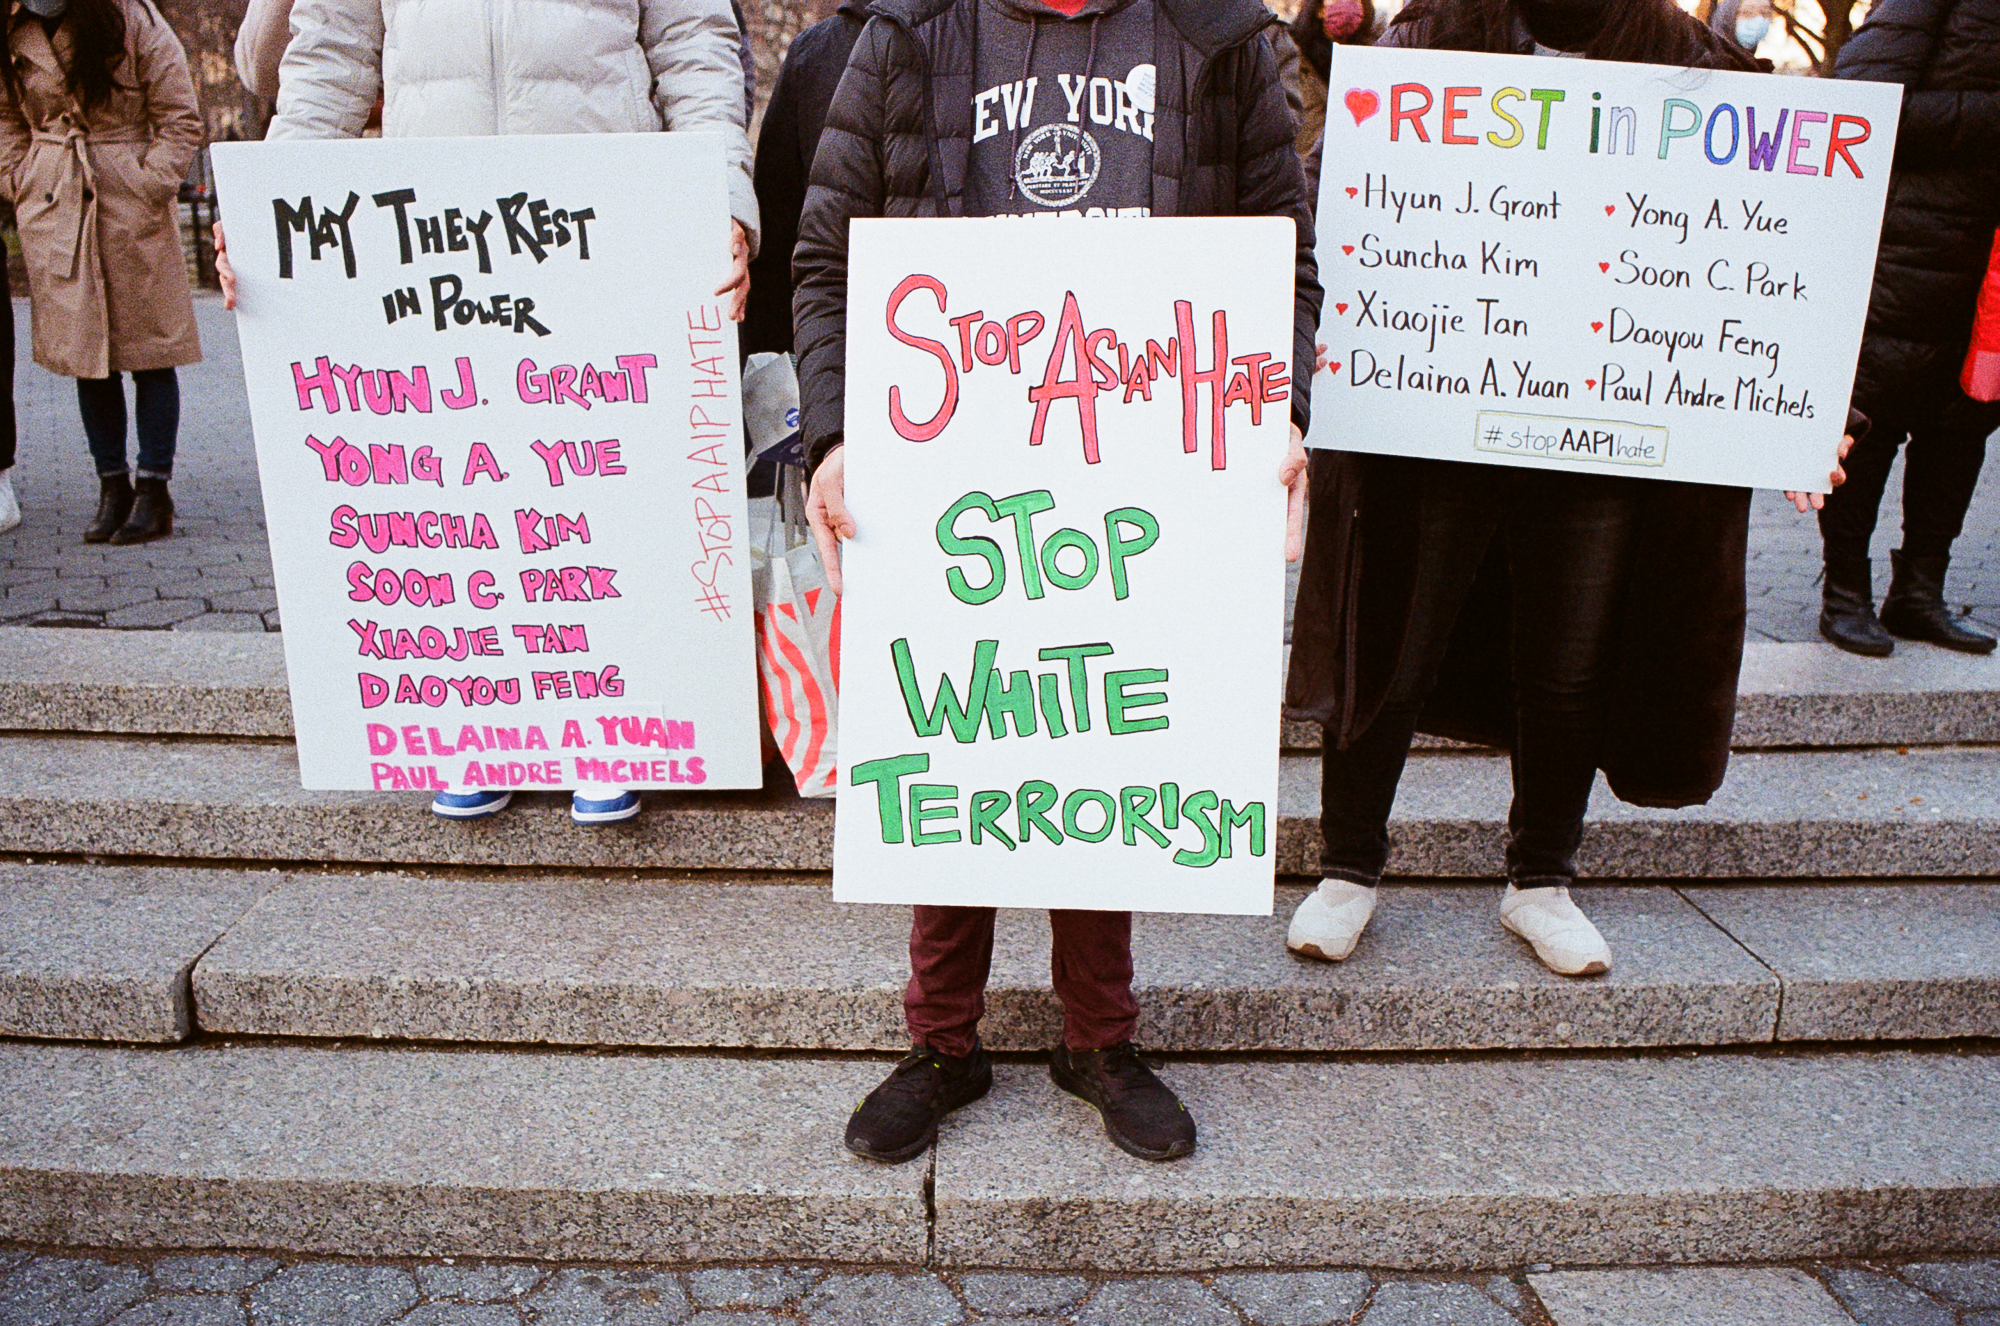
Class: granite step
4,627,1997,750
3,733,1997,878
0,1040,1992,1271
184,874,2000,1052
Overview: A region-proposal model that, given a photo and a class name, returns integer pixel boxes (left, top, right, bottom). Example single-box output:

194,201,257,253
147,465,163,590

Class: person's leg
1494,470,1640,975
0,263,16,532
905,905,997,1056
76,374,129,476
1501,470,1642,888
1048,909,1137,1050
1293,462,1502,963
1315,464,1504,887
130,367,178,478
77,375,133,543
847,905,998,1163
1817,420,1903,655
1046,908,1193,1161
1880,403,1997,652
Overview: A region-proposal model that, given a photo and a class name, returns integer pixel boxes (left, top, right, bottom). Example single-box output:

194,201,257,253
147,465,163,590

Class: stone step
0,626,290,737
0,1040,1992,1271
5,627,1997,751
186,874,1999,1052
3,734,1996,878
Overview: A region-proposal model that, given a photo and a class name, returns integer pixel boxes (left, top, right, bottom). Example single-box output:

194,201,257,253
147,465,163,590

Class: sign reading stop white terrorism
835,218,1294,915
213,135,760,792
1312,47,1900,491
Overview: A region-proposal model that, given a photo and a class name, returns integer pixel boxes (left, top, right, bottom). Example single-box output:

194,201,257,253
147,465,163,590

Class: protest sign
834,218,1293,915
212,134,759,792
1311,47,1900,491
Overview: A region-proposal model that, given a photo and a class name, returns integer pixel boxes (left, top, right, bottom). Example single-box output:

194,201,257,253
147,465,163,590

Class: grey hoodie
967,0,1157,217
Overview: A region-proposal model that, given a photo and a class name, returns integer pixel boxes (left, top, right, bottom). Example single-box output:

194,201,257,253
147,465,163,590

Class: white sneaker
1286,879,1378,962
1500,883,1612,976
0,468,18,534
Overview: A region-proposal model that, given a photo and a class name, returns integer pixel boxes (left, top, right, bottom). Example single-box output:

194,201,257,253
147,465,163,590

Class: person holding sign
1285,0,1767,976
223,0,759,825
795,0,1318,1164
1813,0,2000,657
0,0,204,546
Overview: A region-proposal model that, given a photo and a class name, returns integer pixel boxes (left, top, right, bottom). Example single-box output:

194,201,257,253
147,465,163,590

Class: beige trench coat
0,0,202,379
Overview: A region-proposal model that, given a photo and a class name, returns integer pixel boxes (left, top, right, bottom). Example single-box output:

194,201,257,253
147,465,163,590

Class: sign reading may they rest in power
836,219,1295,915
1313,47,1900,491
212,135,759,792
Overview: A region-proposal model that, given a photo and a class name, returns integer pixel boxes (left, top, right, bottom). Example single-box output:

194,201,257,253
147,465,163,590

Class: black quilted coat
792,0,1324,473
1836,0,2000,417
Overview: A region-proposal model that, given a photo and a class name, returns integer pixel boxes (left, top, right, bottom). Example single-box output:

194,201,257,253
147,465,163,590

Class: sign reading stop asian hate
835,218,1293,915
1312,47,1900,491
212,134,760,792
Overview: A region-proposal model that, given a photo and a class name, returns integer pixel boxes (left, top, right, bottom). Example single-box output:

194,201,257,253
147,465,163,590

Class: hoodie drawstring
1003,3,1103,202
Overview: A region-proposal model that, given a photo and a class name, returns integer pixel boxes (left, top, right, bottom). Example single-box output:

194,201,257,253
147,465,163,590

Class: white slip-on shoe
0,469,18,534
1500,883,1612,976
1286,879,1378,962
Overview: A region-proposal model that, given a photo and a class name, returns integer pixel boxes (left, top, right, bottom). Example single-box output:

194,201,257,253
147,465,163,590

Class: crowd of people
0,0,1989,1166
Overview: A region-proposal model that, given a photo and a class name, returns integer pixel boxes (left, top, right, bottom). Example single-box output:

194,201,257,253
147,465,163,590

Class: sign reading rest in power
213,134,760,792
1311,46,1900,491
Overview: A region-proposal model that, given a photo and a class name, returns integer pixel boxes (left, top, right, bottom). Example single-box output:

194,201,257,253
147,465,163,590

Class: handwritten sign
1312,47,1900,491
834,218,1292,915
212,135,760,792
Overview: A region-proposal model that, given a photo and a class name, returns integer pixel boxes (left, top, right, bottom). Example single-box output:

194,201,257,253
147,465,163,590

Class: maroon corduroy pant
905,905,1139,1056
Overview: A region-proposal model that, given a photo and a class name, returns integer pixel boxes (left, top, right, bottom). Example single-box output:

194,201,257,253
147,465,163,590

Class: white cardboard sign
835,218,1294,915
212,134,760,791
1311,47,1900,491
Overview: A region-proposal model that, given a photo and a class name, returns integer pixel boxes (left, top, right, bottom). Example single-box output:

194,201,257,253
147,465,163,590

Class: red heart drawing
1335,303,1348,315
1591,321,1604,332
1345,186,1358,198
1344,89,1380,124
1586,379,1597,388
1329,362,1342,374
1341,245,1355,255
1598,262,1610,272
1604,204,1616,216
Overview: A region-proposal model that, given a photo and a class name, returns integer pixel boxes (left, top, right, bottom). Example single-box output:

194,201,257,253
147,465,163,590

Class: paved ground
2,1249,1996,1326
0,296,1995,640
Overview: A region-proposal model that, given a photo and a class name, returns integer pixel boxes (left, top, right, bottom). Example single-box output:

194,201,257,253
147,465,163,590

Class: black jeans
0,259,15,472
1819,390,2000,562
78,367,179,478
1319,462,1642,888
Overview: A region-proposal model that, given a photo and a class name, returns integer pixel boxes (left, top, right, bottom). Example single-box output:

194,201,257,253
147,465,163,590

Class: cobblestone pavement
2,1250,1997,1326
0,296,1995,641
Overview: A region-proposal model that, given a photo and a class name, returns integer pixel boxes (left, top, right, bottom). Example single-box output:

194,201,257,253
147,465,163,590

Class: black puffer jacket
743,0,870,356
792,0,1322,472
1837,0,2000,414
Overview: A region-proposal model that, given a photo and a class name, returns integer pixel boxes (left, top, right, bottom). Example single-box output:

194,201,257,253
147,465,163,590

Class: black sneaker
844,1042,993,1163
1050,1041,1197,1161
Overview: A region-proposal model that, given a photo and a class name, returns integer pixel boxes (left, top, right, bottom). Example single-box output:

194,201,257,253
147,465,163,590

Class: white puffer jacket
268,0,758,250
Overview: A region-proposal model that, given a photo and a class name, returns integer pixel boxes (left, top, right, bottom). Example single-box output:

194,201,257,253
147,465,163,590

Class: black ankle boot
1819,555,1894,657
1879,549,1997,654
83,472,133,543
109,475,173,545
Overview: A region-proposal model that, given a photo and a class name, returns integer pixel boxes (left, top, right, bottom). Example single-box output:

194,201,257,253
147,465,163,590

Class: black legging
1319,461,1642,889
1819,388,2000,562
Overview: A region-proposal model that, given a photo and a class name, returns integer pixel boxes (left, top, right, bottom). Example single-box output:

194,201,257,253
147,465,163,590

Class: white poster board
1311,47,1900,491
835,218,1294,915
213,135,760,791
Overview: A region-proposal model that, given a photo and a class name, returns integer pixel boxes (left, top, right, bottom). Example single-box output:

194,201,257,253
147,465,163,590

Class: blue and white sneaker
432,789,512,820
572,789,641,825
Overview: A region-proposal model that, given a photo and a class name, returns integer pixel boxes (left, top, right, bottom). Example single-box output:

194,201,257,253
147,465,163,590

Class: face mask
1322,0,1366,40
20,0,70,18
1735,14,1771,49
